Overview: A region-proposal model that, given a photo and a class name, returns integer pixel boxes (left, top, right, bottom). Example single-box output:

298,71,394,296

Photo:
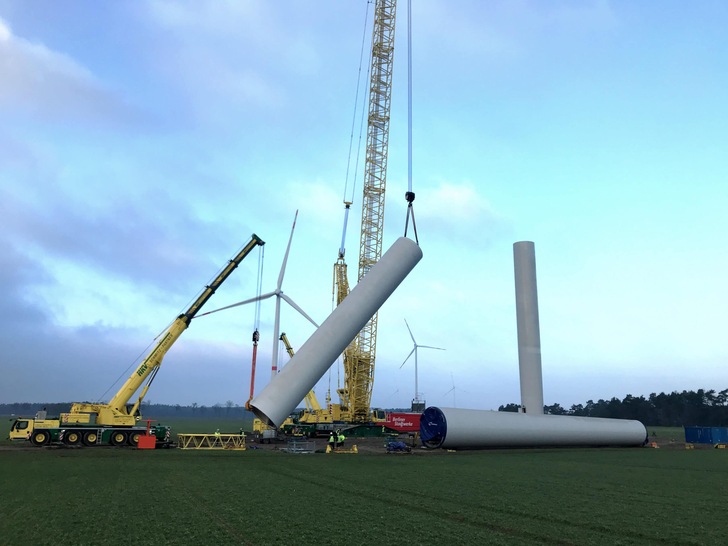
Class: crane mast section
349,0,397,422
358,0,396,282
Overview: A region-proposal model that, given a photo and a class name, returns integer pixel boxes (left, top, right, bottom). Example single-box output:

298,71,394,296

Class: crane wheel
31,430,50,446
82,431,98,446
110,431,127,446
64,431,81,446
127,432,141,446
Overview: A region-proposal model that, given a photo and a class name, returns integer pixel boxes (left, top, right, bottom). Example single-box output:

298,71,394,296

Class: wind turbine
197,210,318,379
400,318,445,412
443,373,466,408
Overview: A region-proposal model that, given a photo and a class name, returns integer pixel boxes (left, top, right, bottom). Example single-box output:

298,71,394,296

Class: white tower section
513,241,544,415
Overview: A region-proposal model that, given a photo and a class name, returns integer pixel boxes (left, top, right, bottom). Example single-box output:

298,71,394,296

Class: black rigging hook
404,191,419,245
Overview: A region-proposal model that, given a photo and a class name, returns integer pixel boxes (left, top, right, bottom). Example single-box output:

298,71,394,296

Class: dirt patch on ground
247,434,423,455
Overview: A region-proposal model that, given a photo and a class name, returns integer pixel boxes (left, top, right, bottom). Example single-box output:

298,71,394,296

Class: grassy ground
2,436,727,545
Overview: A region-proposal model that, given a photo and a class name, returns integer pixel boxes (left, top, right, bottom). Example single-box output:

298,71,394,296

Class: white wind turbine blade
418,345,446,351
277,209,298,291
404,318,416,344
400,347,416,368
194,291,276,317
270,210,298,378
280,293,319,328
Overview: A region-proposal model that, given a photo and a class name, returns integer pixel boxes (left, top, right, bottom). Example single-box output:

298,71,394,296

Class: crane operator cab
8,417,33,440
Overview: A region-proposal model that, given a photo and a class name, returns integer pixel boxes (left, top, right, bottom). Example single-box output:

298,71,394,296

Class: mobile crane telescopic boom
69,234,266,427
8,234,265,448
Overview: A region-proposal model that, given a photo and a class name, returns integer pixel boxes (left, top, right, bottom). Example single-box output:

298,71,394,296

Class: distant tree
544,403,566,415
498,403,520,413
191,402,198,415
225,400,234,416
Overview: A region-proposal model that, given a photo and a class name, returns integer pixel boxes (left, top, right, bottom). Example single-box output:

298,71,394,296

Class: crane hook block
405,191,415,203
252,330,260,343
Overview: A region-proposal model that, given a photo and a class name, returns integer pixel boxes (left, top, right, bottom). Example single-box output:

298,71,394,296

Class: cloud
0,16,138,125
414,180,510,246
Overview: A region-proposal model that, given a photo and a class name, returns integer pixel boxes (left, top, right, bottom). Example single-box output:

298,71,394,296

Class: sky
1,0,726,412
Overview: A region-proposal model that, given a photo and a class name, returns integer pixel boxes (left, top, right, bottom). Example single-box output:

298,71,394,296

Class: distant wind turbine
197,210,318,378
400,318,445,408
443,373,466,408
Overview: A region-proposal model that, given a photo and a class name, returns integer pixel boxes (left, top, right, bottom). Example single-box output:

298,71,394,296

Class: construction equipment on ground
266,332,392,438
8,234,265,447
177,432,247,450
252,332,337,439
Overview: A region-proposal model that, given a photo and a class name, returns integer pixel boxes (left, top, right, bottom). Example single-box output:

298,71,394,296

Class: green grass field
2,420,726,545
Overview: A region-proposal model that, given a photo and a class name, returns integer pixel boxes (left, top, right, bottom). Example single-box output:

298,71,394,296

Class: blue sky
1,0,726,411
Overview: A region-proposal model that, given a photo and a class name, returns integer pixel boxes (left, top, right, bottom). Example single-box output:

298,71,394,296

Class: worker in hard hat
337,430,345,447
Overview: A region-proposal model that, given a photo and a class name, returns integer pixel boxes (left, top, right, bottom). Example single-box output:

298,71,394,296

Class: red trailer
382,412,421,433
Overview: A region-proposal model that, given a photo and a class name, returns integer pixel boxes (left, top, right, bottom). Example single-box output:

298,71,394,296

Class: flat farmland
1,437,726,545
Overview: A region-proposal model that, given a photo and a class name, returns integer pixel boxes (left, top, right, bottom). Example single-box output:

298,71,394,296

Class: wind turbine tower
400,318,445,412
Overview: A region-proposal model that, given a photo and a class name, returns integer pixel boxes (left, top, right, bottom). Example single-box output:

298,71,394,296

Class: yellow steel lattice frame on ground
326,444,358,454
177,433,246,450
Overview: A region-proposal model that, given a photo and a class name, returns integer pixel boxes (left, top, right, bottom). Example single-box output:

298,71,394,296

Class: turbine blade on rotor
404,318,416,344
277,210,298,291
419,345,446,351
280,293,319,327
400,347,416,368
195,291,276,317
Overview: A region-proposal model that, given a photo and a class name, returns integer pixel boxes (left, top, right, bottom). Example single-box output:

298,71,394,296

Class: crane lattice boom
345,0,397,422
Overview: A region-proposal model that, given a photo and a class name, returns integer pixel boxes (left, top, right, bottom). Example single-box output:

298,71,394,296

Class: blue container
684,426,728,444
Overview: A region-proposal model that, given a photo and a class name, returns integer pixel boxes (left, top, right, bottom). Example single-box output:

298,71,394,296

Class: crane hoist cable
95,255,237,403
343,1,373,209
337,1,374,266
246,244,265,409
403,0,419,245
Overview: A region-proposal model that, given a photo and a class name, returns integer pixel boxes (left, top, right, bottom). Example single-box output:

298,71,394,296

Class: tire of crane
127,432,141,446
110,431,127,447
82,431,98,446
31,430,50,446
64,430,82,446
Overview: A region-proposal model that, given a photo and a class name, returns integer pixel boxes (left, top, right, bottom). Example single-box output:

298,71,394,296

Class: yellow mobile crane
335,0,397,424
8,235,264,447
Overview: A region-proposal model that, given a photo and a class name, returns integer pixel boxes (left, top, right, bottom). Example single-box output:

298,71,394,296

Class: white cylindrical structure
250,237,423,427
420,407,647,449
513,241,544,414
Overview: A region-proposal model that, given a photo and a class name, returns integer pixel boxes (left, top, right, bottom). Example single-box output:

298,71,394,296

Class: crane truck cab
8,416,35,441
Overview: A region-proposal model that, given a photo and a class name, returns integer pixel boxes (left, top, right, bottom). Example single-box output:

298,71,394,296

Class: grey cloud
0,17,143,127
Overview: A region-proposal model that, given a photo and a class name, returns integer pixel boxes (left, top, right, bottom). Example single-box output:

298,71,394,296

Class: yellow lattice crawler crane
8,235,264,447
334,0,397,424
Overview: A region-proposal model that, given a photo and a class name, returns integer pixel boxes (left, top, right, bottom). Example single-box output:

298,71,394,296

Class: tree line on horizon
3,388,726,427
498,388,728,427
0,400,251,419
